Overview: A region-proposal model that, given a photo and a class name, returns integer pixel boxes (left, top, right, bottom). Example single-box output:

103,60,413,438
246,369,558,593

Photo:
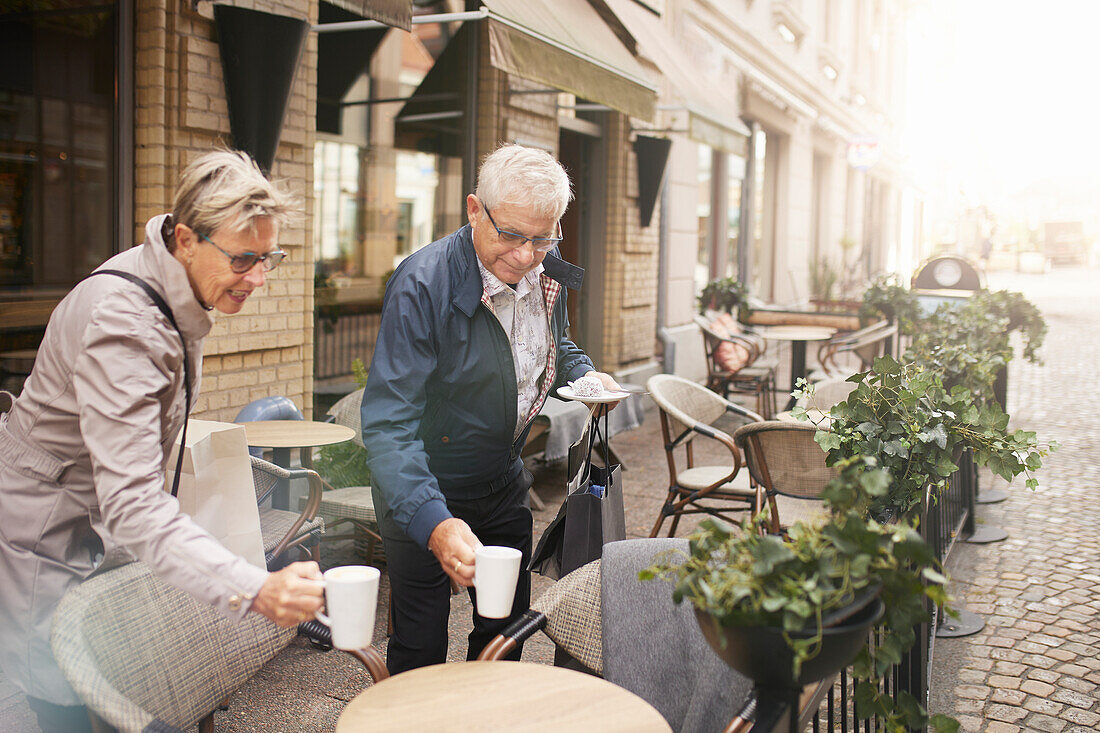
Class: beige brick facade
134,0,318,420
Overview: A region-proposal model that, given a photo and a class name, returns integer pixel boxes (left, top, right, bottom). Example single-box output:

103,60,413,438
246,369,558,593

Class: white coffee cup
473,545,522,619
315,565,380,650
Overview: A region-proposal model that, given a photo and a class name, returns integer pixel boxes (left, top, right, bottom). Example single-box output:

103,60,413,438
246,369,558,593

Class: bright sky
906,0,1100,215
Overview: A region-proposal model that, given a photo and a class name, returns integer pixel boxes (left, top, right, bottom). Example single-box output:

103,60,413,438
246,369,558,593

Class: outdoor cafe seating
731,421,834,534
646,374,763,538
694,313,779,419
50,562,384,733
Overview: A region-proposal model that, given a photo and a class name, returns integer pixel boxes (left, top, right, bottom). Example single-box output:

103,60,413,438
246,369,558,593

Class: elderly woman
0,150,323,732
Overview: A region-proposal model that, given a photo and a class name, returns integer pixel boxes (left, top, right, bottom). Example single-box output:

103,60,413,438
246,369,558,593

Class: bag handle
86,270,191,497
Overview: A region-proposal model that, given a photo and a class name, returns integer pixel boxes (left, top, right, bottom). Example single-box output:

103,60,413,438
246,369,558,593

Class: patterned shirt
477,260,551,439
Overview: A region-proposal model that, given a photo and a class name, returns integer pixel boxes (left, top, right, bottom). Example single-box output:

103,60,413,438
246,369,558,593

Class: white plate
557,385,630,403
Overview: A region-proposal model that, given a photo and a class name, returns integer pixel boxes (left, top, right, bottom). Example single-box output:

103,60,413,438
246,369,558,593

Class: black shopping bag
530,405,626,580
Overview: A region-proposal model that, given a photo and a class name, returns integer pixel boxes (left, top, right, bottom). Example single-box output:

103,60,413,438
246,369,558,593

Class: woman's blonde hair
169,149,298,250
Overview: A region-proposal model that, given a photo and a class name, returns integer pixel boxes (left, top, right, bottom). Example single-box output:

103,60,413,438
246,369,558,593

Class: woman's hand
251,561,324,626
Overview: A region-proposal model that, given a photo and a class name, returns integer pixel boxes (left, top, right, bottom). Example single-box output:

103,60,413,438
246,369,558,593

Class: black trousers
373,467,533,675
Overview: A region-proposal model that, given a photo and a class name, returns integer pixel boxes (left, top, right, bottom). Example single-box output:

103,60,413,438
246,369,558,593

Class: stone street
928,265,1100,732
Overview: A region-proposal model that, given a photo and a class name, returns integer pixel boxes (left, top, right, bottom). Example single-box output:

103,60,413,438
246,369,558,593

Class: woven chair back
51,562,293,732
798,378,857,410
648,374,730,444
532,559,603,674
732,421,836,499
251,454,291,504
328,389,366,448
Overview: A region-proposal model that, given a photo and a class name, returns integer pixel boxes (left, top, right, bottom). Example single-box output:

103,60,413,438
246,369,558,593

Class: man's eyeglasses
482,203,563,254
197,232,287,273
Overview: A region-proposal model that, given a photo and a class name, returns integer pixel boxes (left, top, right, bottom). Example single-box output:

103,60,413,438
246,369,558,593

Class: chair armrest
344,647,389,683
299,621,389,683
477,610,547,661
269,468,324,560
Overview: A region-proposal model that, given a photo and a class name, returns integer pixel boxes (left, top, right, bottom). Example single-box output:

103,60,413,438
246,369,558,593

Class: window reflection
0,2,116,296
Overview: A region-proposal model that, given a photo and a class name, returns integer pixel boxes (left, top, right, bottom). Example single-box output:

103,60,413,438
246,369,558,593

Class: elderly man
362,145,618,673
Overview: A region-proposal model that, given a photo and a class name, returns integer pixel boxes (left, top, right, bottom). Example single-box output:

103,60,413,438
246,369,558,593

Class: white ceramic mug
473,545,522,619
315,565,380,650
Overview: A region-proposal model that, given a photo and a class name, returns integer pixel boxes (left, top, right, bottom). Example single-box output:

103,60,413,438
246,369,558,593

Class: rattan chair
816,320,897,377
731,421,835,533
694,314,778,418
646,374,764,537
251,456,324,568
309,389,384,565
51,562,386,733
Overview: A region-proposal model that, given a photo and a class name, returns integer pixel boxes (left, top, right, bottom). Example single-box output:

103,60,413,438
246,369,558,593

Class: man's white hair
474,144,573,221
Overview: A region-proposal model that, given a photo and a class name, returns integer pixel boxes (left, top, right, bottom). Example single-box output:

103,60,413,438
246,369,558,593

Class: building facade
0,0,918,415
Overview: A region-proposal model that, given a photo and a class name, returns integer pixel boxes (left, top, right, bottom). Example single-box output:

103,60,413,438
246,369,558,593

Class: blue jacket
361,225,594,547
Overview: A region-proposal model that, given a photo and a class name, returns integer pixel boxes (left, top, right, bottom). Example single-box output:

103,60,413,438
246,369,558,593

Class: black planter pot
694,597,884,689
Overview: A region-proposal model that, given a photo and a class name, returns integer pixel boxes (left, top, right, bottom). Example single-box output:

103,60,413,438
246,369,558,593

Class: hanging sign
847,137,880,170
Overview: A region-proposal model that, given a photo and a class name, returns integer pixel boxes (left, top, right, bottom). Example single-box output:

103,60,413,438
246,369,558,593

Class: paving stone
983,723,1020,733
1057,676,1096,694
955,684,991,700
993,661,1027,676
1028,668,1061,684
991,688,1026,705
1024,697,1065,715
1050,688,1095,710
988,674,1021,689
1020,677,1056,695
1025,713,1068,732
1060,708,1100,727
987,703,1028,723
1055,662,1089,677
956,714,983,732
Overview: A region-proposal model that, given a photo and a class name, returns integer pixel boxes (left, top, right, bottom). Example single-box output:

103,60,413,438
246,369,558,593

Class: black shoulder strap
86,269,191,497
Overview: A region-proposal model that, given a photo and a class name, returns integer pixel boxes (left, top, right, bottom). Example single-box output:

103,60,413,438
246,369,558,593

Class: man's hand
251,561,324,626
428,517,480,587
583,370,623,410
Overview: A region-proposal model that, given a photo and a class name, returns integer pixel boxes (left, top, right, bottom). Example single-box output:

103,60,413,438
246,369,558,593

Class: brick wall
134,0,317,420
601,114,659,370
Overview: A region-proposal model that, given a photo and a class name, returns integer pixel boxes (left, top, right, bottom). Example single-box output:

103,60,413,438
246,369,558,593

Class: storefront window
1,1,117,297
695,144,712,294
726,153,745,281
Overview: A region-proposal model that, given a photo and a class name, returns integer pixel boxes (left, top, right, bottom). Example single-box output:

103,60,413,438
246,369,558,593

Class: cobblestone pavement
928,266,1100,732
2,266,1096,732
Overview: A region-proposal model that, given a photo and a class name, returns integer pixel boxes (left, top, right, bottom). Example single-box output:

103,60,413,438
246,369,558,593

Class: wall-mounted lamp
776,23,796,44
822,64,838,81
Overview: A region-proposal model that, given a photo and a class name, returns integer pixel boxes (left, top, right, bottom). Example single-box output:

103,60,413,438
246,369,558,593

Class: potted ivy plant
698,276,751,318
314,358,371,489
793,356,1055,516
642,457,958,732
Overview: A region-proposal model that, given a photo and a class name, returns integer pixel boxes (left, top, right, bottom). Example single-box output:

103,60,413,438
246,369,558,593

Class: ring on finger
454,559,462,572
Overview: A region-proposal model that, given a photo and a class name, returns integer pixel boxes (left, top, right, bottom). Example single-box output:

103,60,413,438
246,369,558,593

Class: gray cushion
601,538,752,733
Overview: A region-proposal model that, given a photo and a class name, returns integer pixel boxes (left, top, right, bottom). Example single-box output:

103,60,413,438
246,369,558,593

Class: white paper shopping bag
165,420,266,569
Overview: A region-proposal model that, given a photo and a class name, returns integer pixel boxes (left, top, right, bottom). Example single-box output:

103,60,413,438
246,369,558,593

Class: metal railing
759,452,976,732
313,300,382,384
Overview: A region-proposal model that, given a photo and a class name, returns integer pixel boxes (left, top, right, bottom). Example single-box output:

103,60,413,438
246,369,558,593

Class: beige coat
0,215,268,704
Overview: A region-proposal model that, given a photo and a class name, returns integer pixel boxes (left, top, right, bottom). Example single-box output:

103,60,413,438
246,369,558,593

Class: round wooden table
237,420,355,509
335,660,673,733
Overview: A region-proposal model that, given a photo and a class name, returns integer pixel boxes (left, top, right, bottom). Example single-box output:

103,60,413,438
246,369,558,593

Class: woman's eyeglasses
197,232,287,273
482,203,563,253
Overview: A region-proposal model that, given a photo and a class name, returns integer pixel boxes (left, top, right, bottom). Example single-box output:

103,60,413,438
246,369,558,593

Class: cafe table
237,419,354,510
335,660,673,733
752,325,836,408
